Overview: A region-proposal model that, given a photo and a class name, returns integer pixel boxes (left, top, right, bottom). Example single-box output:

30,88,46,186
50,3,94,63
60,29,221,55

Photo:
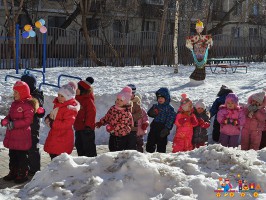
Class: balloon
29,30,36,37
40,26,47,33
39,19,45,26
22,31,29,38
35,21,42,29
24,24,32,32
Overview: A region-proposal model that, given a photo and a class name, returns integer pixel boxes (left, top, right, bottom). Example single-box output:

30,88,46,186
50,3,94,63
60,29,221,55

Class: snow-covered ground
0,64,266,199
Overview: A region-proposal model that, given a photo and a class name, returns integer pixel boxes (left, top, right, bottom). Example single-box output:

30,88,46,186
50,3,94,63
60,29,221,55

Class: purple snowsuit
217,105,245,147
241,95,266,150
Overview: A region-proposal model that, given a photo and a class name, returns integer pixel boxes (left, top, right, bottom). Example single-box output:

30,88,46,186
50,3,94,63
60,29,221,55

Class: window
233,1,242,16
0,0,20,6
86,18,99,37
113,20,128,33
253,3,259,16
48,16,66,36
144,21,156,31
192,0,202,11
231,27,240,38
249,28,258,37
213,0,223,11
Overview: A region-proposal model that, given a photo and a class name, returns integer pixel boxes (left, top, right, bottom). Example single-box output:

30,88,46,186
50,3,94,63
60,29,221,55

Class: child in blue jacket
146,87,176,153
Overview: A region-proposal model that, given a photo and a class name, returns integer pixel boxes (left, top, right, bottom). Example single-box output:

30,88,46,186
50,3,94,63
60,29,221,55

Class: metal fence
0,26,265,69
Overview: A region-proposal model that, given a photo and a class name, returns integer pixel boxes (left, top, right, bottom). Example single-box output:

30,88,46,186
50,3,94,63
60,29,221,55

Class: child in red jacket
74,77,97,157
1,81,39,183
44,82,80,160
172,94,198,153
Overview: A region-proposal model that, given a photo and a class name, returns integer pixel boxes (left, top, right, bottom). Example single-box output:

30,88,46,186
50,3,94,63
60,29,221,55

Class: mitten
1,119,9,127
248,105,258,113
160,128,170,138
7,121,14,130
178,117,188,125
201,122,210,129
148,107,159,118
141,123,149,131
95,121,103,128
197,118,205,126
106,124,114,133
37,107,45,114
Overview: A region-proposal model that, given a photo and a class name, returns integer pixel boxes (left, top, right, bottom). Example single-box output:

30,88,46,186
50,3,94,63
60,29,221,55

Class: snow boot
14,169,28,184
3,168,17,181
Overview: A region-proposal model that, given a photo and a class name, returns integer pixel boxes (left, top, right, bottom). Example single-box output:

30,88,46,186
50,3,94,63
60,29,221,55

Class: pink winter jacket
136,108,149,136
3,99,34,150
243,95,266,131
217,106,245,136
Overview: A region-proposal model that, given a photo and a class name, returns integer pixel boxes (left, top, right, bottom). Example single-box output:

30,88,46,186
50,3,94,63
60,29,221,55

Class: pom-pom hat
117,86,132,105
180,93,192,111
225,93,239,105
13,81,31,100
78,77,94,91
58,81,77,101
251,91,265,105
127,84,136,94
195,99,206,109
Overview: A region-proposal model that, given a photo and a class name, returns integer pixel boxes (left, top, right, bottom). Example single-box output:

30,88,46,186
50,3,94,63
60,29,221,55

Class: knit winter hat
21,73,37,93
180,93,192,111
78,77,94,91
225,93,239,105
251,91,265,104
195,99,206,109
117,86,132,105
13,81,31,100
58,81,77,101
127,84,136,94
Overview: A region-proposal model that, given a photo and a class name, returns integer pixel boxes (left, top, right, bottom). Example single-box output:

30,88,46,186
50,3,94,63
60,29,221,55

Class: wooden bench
206,58,247,73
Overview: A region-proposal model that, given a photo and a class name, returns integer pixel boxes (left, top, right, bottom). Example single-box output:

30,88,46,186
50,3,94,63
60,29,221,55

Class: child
1,81,38,183
217,93,245,148
134,93,149,153
146,87,176,153
21,73,45,176
74,77,97,157
192,99,210,148
95,86,133,152
241,91,266,150
44,81,80,160
127,84,142,150
259,121,266,149
173,94,198,152
210,85,233,142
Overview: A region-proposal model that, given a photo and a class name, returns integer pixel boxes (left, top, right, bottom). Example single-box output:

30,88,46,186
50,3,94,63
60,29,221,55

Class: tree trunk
155,0,168,65
173,0,179,73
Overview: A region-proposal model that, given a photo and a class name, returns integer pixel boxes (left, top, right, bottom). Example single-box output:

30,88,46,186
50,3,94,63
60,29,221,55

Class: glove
44,115,53,128
197,118,205,126
160,128,170,138
7,121,14,130
1,119,9,127
178,117,189,125
106,124,114,133
95,122,103,128
37,107,45,114
141,123,149,131
200,122,210,129
148,107,159,118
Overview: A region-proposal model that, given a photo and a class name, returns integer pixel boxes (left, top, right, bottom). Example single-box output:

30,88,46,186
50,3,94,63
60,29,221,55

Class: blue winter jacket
210,94,227,119
148,88,176,130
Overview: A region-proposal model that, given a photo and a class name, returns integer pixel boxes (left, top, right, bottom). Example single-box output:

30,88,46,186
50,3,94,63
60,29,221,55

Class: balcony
211,11,230,21
248,14,265,25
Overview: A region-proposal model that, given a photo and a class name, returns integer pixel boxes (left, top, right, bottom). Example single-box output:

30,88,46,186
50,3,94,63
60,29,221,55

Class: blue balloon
22,31,29,38
29,30,36,37
39,19,45,26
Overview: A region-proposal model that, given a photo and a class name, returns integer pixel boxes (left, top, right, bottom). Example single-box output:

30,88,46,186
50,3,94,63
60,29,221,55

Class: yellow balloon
35,21,42,29
24,24,32,32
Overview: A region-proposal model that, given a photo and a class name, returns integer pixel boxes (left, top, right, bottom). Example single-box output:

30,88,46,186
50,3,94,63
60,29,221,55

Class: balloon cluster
22,19,47,39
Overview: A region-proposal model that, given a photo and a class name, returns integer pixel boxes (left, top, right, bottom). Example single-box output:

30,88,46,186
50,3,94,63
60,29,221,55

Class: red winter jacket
74,94,96,131
44,98,80,155
3,99,34,150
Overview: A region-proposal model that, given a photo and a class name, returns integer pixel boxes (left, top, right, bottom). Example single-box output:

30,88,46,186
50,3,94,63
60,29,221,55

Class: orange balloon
35,21,42,29
24,24,32,32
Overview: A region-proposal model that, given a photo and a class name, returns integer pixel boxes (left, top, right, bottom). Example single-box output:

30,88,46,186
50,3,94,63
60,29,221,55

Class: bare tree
173,0,179,73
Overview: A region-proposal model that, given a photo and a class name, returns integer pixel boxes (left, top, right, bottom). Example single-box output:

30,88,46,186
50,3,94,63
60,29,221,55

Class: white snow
0,64,266,199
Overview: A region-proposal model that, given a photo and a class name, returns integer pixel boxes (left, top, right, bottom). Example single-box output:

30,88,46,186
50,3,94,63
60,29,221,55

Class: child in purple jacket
241,91,266,150
217,93,245,148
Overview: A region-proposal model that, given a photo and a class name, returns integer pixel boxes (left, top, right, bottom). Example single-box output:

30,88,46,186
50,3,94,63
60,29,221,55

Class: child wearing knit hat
95,86,134,152
192,99,210,148
74,77,97,157
44,81,80,160
217,93,245,148
241,91,266,150
172,94,198,153
1,81,39,183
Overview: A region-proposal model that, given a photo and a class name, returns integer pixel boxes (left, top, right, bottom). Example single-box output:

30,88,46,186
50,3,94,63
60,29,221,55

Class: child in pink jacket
96,86,133,152
172,94,198,153
217,93,245,148
241,91,266,150
134,93,149,152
